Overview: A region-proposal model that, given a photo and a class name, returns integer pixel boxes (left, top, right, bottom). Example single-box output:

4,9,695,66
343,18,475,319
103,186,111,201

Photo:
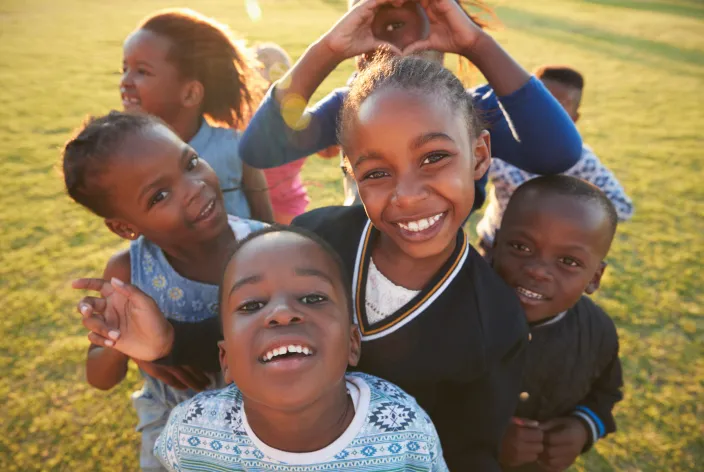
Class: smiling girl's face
344,86,490,260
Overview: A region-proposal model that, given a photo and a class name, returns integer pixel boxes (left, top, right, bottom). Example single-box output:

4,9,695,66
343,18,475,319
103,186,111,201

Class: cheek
358,183,392,222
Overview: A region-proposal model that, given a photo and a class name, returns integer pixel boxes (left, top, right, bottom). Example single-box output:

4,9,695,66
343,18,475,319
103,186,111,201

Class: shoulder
573,296,619,347
228,215,267,239
104,248,131,283
350,372,438,435
465,248,529,357
176,385,244,429
293,205,367,238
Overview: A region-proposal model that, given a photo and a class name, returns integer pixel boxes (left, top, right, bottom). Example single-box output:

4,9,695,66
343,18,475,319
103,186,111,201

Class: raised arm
238,0,402,169
406,0,582,175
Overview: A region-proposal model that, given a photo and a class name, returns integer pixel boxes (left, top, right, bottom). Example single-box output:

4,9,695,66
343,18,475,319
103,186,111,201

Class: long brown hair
139,8,265,130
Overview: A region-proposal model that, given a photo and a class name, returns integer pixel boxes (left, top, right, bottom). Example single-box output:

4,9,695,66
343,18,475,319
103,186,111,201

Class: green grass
1,0,702,470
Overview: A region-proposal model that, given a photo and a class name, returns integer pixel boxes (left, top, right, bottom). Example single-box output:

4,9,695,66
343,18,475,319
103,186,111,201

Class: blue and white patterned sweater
155,372,449,471
477,144,634,244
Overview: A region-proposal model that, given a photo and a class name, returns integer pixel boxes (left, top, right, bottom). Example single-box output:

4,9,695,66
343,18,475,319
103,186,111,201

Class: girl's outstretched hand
323,0,404,60
73,277,174,362
404,0,486,57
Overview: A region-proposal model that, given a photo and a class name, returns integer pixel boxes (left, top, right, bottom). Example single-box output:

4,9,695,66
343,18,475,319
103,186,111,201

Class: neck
372,233,457,290
162,223,236,284
168,113,203,144
244,381,354,453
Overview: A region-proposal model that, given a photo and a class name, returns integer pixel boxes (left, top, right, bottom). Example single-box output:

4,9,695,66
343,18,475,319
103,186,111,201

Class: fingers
73,278,111,294
88,331,119,349
77,296,107,316
402,39,433,56
512,417,540,428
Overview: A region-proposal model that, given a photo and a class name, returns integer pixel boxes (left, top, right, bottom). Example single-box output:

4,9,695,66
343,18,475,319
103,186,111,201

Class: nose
265,298,303,327
524,259,553,282
120,69,133,89
391,173,428,207
184,177,207,207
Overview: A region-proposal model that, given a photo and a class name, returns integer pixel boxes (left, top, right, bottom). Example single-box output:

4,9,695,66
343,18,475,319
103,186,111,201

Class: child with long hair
75,56,528,471
120,8,272,222
65,112,265,470
238,0,583,208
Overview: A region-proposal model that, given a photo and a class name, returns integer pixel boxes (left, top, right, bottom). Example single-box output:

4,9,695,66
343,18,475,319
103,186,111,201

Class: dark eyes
363,170,389,180
422,153,449,165
558,257,581,268
385,21,405,33
509,242,531,253
300,294,327,305
186,155,199,171
236,294,328,313
238,301,265,313
149,190,169,208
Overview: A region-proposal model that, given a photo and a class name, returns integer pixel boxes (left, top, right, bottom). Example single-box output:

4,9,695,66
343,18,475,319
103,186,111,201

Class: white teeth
398,213,443,233
261,344,313,362
517,287,546,300
199,201,214,218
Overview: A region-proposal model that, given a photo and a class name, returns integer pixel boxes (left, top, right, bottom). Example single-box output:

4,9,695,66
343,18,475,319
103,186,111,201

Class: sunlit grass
0,0,702,470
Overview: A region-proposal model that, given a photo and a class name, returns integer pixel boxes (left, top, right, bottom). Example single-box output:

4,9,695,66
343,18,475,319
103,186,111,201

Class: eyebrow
294,267,336,286
353,132,455,171
411,132,455,150
227,267,335,299
137,147,192,202
228,275,264,299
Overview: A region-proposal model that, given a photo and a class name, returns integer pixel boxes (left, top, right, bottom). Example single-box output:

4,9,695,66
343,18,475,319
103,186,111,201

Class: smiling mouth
260,344,315,363
121,90,141,107
193,200,215,222
396,212,445,233
516,286,548,301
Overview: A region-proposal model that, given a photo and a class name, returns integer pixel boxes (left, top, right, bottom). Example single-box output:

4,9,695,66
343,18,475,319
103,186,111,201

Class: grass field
1,0,702,470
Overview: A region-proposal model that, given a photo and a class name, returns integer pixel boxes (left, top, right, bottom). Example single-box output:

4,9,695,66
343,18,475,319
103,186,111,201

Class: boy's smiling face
493,191,613,323
219,231,361,411
346,87,490,260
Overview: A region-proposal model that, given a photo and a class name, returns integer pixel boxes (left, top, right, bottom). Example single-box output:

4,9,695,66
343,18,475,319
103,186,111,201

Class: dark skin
219,232,362,452
540,78,581,123
346,87,490,289
493,191,614,470
122,28,273,223
76,123,237,391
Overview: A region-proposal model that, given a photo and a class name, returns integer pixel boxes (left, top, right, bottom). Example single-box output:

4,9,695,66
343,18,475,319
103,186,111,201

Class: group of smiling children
65,1,631,470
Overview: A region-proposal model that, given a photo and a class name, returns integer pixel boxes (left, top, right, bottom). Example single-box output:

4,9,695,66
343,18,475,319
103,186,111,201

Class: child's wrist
459,30,494,64
315,36,348,67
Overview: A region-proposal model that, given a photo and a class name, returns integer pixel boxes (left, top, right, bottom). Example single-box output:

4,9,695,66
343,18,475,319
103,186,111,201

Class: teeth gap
262,345,312,363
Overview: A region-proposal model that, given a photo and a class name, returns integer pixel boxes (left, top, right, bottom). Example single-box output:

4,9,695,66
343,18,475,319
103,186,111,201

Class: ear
347,324,362,367
472,129,492,181
105,218,139,241
181,79,204,109
218,340,233,384
585,261,607,294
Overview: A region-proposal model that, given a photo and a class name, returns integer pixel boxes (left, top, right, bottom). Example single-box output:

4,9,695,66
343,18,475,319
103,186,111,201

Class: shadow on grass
495,5,704,77
585,0,704,19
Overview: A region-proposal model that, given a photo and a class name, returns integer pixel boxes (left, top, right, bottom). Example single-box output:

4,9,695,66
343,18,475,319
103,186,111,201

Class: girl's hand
404,0,486,57
323,0,405,60
73,277,174,362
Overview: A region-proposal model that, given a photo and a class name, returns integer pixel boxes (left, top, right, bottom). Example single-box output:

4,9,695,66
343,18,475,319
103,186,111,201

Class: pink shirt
263,158,309,216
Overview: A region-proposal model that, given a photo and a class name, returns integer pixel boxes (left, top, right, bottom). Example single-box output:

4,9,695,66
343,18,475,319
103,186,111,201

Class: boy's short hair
509,175,619,240
218,225,354,326
534,64,585,92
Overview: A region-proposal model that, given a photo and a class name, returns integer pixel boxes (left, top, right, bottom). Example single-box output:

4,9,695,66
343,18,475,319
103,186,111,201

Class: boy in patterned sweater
155,226,448,471
492,176,624,471
477,64,634,261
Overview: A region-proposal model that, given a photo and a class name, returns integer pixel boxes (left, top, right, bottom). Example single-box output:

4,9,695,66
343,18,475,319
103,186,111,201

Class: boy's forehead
504,193,612,249
225,233,341,284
